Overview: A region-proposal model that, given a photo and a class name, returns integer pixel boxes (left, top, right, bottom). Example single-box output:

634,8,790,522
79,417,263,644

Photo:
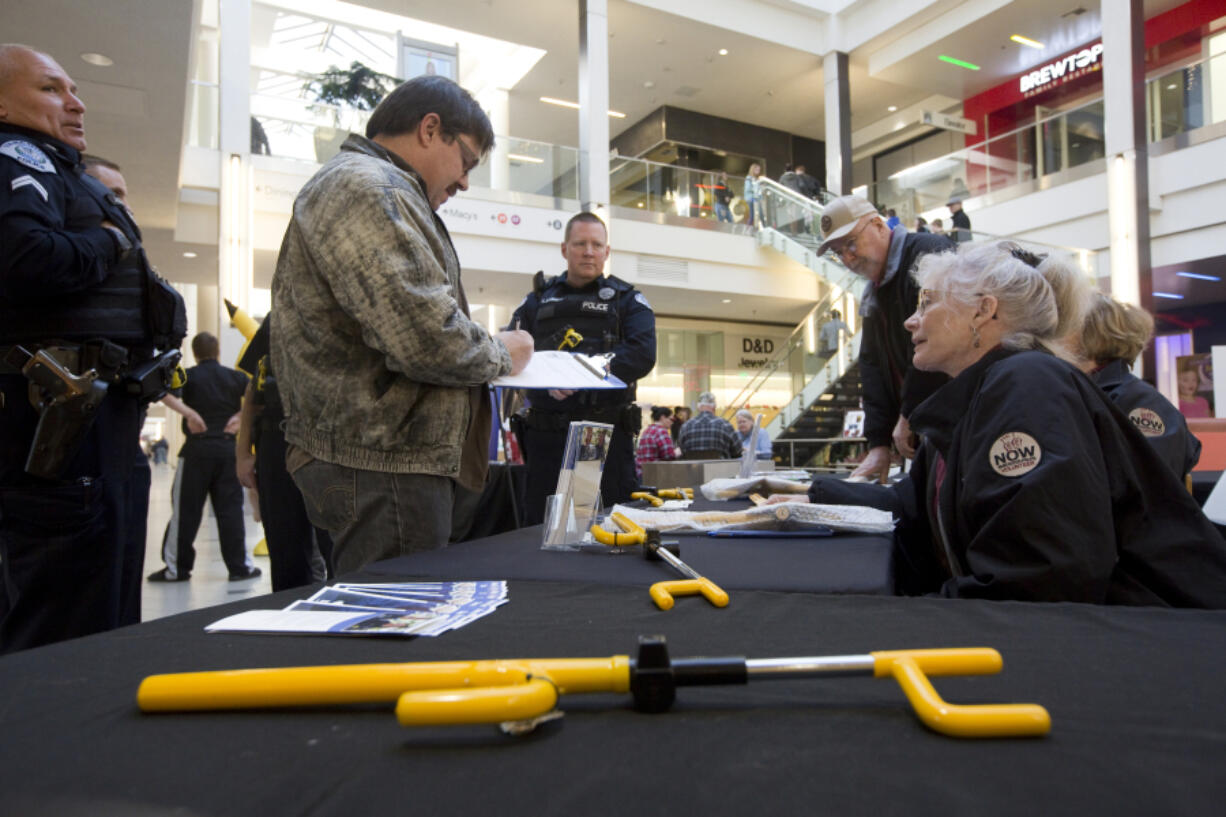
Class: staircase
718,182,870,467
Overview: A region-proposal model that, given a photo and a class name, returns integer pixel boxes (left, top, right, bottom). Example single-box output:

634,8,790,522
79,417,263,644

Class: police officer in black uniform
0,46,186,652
510,212,656,524
235,315,333,590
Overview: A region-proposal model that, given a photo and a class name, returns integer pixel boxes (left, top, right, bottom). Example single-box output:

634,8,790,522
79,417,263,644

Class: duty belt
0,340,133,379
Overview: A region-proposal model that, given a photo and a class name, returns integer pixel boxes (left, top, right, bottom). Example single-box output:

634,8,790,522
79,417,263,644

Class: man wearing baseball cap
817,195,954,482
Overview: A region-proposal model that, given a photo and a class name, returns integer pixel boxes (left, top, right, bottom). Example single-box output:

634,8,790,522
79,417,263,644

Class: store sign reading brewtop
1019,43,1103,94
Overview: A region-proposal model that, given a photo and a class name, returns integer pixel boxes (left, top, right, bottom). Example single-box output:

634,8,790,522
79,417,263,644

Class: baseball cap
696,391,717,406
817,195,879,254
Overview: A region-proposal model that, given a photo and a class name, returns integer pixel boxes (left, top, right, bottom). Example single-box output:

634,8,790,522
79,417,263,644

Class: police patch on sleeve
989,431,1042,477
0,141,57,174
1127,407,1165,437
635,293,652,310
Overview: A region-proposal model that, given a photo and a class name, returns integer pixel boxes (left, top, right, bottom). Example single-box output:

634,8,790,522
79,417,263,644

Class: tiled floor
140,460,273,622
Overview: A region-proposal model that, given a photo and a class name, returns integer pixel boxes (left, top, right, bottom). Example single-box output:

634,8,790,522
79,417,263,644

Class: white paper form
492,350,626,390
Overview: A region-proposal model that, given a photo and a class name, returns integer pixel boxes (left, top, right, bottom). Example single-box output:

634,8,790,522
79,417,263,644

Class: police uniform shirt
176,360,250,458
0,123,130,318
510,273,656,414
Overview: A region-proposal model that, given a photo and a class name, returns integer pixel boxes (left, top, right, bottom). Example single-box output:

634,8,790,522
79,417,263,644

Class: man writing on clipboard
511,212,657,524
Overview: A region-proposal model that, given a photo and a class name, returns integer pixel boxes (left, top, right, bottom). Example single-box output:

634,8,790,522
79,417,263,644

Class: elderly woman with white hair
734,409,772,460
783,242,1226,607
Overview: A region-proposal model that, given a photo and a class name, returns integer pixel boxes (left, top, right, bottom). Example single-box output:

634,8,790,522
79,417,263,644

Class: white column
823,51,852,196
481,89,511,192
579,0,610,212
218,0,253,360
1102,0,1150,308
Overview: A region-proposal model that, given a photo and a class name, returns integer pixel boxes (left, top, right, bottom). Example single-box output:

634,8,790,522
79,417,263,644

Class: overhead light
540,96,579,110
1153,292,1184,299
80,52,113,67
1010,35,1044,50
887,105,898,112
718,48,729,56
539,96,626,118
722,299,732,303
182,252,197,258
1167,83,1177,90
938,55,981,71
1177,271,1220,281
507,153,544,164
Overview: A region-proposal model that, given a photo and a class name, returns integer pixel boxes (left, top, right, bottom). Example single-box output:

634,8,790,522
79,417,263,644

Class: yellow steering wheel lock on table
137,635,1051,739
590,511,728,610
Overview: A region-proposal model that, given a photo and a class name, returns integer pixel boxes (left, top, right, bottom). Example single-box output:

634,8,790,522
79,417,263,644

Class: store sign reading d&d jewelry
738,336,776,369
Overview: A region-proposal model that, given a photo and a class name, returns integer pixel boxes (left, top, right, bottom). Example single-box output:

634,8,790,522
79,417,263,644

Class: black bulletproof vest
532,280,622,355
0,168,184,351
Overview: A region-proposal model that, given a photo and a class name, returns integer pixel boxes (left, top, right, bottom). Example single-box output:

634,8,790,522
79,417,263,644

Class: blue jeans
289,450,459,575
714,202,732,223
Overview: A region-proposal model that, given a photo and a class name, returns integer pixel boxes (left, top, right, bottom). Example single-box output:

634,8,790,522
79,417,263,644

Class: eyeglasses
916,289,988,317
826,218,871,261
453,136,480,175
916,288,943,317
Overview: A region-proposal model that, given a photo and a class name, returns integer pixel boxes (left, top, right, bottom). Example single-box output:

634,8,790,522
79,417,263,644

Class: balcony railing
861,50,1225,223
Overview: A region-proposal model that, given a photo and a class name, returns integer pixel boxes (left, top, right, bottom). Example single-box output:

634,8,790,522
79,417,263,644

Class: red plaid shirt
635,422,678,477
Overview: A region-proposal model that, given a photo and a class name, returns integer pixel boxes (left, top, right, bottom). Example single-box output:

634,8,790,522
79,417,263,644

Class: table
370,502,895,597
1,577,1223,816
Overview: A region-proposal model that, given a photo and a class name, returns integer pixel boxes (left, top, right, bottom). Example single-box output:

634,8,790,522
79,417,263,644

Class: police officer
511,212,656,524
0,46,186,652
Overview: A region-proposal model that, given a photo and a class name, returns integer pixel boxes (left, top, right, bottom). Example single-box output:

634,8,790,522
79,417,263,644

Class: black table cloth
1,574,1224,816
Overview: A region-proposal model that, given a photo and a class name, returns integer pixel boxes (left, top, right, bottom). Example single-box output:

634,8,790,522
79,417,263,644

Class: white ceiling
0,0,1188,316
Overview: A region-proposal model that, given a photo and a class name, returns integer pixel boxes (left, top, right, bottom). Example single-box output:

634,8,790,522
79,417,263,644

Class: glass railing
756,178,831,250
609,157,784,225
467,136,580,200
861,51,1224,226
249,93,371,163
720,285,861,426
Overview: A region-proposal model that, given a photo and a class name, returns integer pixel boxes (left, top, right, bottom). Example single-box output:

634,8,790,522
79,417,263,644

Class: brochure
204,580,508,637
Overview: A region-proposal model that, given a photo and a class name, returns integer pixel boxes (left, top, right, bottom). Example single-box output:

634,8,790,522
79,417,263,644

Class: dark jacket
816,347,1226,607
1094,359,1201,478
0,122,157,347
858,230,954,447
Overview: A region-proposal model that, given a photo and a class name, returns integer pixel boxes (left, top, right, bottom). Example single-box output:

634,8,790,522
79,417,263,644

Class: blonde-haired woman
1076,292,1200,478
785,242,1226,607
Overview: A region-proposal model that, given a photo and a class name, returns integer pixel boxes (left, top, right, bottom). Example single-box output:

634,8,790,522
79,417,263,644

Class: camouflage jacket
271,134,509,484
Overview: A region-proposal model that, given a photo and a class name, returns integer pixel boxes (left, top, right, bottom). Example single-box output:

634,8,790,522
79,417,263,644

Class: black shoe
228,566,262,582
148,568,189,583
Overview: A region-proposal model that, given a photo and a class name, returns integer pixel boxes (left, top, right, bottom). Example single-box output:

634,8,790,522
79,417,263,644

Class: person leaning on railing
768,242,1226,608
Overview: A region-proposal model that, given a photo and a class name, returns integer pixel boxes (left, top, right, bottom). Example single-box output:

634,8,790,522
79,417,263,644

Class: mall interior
4,0,1225,611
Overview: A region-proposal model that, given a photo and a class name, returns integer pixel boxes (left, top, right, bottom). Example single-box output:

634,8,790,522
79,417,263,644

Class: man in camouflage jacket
271,76,532,573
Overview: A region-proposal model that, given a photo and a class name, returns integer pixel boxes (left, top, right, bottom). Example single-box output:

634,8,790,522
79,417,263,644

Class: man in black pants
149,332,257,582
235,316,332,590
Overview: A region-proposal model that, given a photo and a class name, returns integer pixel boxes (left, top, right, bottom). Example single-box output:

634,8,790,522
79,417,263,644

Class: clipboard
492,351,626,390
